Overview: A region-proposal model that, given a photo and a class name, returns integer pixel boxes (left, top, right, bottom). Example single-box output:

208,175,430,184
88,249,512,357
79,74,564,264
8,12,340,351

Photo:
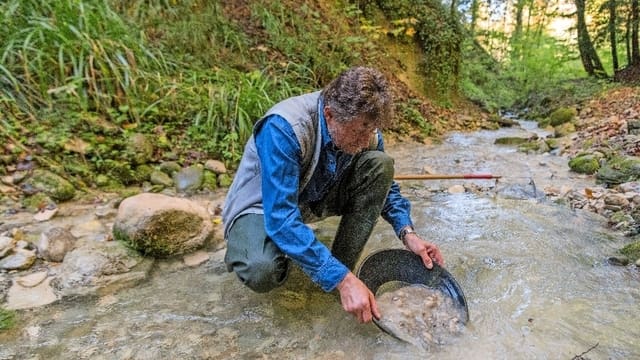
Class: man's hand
336,272,380,323
403,232,445,269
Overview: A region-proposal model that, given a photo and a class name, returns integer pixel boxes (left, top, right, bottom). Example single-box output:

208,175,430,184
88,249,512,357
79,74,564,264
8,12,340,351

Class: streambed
1,121,638,359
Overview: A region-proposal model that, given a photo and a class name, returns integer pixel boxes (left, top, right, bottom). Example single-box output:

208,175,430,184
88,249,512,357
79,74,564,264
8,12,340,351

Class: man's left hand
403,233,444,269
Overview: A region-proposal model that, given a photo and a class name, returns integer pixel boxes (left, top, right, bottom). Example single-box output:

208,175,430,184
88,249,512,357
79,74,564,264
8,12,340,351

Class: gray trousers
224,151,394,293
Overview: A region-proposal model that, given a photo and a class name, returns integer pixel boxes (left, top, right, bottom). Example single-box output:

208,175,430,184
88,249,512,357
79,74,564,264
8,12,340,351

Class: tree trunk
627,11,632,64
575,0,608,77
470,0,479,35
610,0,619,71
633,0,640,64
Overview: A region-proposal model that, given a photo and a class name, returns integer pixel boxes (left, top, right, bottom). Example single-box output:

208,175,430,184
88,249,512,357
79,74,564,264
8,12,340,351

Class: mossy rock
569,154,600,175
545,138,559,150
24,169,75,201
553,122,576,137
125,133,154,165
159,161,181,175
519,140,550,154
21,193,55,213
202,170,218,191
494,137,529,145
596,156,640,186
620,240,640,261
549,107,577,126
217,173,233,187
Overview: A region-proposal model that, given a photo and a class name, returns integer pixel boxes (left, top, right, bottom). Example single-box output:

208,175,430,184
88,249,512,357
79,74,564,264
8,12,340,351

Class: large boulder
112,193,214,257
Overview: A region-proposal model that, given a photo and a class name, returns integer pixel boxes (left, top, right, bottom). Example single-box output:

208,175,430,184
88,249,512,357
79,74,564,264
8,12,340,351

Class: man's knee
226,253,289,293
360,151,394,181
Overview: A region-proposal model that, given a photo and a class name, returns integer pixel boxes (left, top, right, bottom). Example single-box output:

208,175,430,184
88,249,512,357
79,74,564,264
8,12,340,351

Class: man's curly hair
321,67,394,129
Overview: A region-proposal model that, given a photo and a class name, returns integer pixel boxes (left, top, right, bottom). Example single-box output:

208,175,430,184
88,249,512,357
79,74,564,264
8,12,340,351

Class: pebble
33,208,58,222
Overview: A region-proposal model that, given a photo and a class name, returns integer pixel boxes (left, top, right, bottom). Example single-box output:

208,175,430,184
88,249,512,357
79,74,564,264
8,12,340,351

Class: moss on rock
569,154,600,174
620,240,640,261
115,210,204,257
596,155,640,186
549,107,577,126
25,169,75,201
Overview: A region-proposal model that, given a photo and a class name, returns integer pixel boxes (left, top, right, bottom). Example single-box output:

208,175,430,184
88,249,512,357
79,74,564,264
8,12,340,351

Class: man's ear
323,106,332,122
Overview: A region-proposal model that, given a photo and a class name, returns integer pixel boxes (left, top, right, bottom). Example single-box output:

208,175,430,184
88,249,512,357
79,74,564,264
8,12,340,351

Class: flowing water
1,121,639,359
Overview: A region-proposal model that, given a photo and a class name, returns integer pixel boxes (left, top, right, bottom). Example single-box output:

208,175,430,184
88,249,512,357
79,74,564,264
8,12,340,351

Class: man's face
324,107,375,155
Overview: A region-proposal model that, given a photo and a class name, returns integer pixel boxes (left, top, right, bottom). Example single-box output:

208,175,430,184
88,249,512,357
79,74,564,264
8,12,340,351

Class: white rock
16,271,48,288
204,159,227,174
6,277,58,310
447,185,466,194
184,250,210,267
33,208,58,222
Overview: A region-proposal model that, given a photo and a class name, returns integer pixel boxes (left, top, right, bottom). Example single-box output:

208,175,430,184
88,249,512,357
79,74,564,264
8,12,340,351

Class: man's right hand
336,272,380,323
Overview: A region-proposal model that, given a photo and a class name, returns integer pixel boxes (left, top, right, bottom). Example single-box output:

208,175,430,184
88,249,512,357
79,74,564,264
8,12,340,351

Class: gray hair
321,67,393,128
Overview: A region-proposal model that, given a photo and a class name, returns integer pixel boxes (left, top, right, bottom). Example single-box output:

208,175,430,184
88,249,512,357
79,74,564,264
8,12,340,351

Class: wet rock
6,277,58,310
22,169,76,201
150,170,173,187
112,193,216,257
174,165,204,193
204,160,227,174
38,227,76,262
494,136,529,145
70,219,105,241
95,204,118,219
52,241,154,298
0,235,14,258
608,255,629,266
0,248,36,270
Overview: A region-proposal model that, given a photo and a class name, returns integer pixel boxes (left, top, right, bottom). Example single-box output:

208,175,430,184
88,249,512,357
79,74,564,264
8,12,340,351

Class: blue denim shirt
254,104,412,292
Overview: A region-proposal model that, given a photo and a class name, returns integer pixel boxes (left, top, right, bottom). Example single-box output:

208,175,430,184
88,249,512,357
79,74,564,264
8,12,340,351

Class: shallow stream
1,121,639,359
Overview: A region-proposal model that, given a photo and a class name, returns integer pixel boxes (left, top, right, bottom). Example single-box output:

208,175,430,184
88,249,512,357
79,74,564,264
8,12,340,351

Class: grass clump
0,308,16,331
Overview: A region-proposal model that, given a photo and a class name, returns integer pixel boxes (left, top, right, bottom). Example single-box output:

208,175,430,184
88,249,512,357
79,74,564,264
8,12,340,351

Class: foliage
0,0,168,116
364,0,464,102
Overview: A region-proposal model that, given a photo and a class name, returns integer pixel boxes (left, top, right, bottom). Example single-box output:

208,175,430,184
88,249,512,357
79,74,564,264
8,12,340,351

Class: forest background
0,0,639,193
